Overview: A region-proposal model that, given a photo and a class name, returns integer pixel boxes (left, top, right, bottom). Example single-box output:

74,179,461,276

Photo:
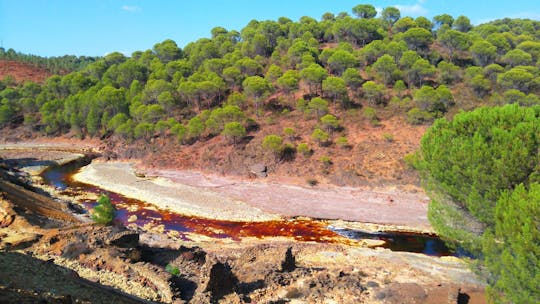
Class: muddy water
41,161,452,255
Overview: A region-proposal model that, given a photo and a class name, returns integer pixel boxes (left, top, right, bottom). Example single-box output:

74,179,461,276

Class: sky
1,0,539,58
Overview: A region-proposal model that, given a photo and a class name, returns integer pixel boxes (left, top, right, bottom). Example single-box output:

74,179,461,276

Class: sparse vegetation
91,194,115,225
165,263,181,276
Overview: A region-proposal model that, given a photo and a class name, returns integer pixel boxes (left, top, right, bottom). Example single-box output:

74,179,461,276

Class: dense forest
1,7,539,143
1,4,540,302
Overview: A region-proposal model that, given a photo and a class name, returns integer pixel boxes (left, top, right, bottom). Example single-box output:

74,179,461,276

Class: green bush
165,263,181,276
311,128,329,146
419,104,540,255
319,156,332,167
262,134,283,155
362,107,379,125
297,142,312,156
92,194,115,225
483,183,540,304
336,136,349,148
406,107,434,124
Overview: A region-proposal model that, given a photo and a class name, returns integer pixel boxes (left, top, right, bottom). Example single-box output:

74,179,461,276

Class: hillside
1,7,540,188
0,60,53,84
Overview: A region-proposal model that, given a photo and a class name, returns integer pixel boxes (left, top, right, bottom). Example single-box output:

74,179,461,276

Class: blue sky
1,0,539,57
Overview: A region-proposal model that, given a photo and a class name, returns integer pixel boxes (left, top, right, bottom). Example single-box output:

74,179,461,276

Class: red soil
0,60,52,84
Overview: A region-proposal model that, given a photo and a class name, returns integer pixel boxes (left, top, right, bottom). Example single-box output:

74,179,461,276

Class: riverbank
73,161,280,222
74,160,433,232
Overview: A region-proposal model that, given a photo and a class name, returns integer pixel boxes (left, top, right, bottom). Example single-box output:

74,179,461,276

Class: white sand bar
73,161,280,222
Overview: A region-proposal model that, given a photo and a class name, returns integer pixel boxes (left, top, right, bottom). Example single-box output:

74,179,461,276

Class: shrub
297,142,312,156
362,107,379,125
382,133,394,142
262,134,283,155
92,194,115,225
306,178,318,186
282,143,296,161
320,114,340,132
406,107,434,124
166,263,180,276
283,127,296,140
319,156,332,166
311,128,329,146
336,136,350,148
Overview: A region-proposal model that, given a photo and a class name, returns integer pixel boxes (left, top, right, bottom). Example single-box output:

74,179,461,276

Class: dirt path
74,161,432,230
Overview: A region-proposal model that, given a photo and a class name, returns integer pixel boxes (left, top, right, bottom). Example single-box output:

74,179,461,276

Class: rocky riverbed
0,144,487,303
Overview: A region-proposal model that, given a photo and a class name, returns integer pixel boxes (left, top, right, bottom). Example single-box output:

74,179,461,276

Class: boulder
249,164,267,178
281,247,296,272
199,258,238,303
106,230,140,248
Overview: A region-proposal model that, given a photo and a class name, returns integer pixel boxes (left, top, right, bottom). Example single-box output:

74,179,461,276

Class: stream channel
41,160,451,256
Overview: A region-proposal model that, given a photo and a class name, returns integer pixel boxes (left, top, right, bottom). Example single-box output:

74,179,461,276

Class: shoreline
75,160,433,232
73,161,280,222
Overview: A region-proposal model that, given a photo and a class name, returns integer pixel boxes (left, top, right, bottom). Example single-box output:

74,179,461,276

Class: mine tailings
41,160,452,256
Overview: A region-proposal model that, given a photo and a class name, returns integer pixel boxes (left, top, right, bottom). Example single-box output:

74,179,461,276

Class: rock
0,212,14,227
380,282,427,304
203,260,238,303
249,163,267,178
106,230,140,248
281,247,296,272
62,242,91,259
127,215,138,223
278,286,303,299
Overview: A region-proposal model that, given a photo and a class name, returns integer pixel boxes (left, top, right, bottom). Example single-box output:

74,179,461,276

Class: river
41,160,452,256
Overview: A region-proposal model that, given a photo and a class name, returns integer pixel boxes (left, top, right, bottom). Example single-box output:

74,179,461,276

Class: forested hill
0,47,98,75
1,4,540,184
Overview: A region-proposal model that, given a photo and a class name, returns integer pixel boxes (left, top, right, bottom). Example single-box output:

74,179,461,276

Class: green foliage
482,183,540,303
165,263,181,276
362,106,379,125
134,122,154,140
483,183,540,304
282,127,295,140
242,76,272,114
362,81,385,105
262,134,283,155
0,48,98,74
296,142,312,156
352,4,376,19
307,97,329,118
342,68,364,89
419,104,540,253
322,76,348,108
222,121,246,144
372,54,398,85
92,194,115,225
407,107,434,124
327,50,357,75
413,85,452,114
311,128,329,146
0,103,16,126
335,136,349,148
300,64,328,94
319,156,332,168
2,7,540,199
187,116,205,139
382,133,394,142
320,114,340,131
402,27,434,52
